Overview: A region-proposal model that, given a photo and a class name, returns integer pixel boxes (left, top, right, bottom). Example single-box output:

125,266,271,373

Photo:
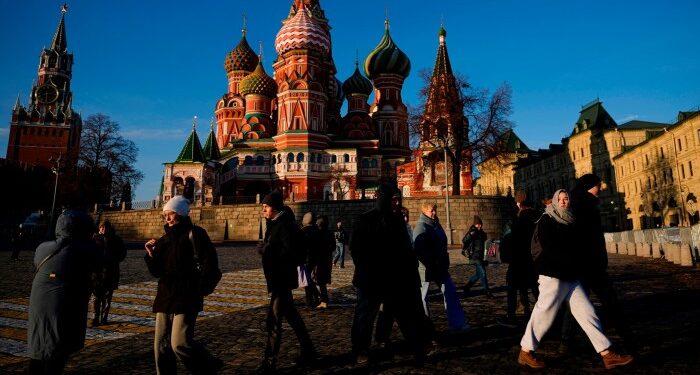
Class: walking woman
518,189,633,370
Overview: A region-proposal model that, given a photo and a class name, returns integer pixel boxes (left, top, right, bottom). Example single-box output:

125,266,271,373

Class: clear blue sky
2,0,699,202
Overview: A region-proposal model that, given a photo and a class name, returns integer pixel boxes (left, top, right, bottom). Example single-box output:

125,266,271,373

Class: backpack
461,231,473,257
190,229,222,296
530,214,547,261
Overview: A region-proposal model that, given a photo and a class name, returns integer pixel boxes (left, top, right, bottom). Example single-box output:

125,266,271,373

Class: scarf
545,189,575,225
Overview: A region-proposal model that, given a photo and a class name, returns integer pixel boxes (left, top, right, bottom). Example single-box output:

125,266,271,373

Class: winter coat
28,210,100,361
144,216,218,313
261,209,305,293
334,228,347,244
533,213,580,281
93,230,126,291
570,189,608,275
310,228,335,285
462,225,487,261
413,214,450,283
350,204,419,297
507,208,538,279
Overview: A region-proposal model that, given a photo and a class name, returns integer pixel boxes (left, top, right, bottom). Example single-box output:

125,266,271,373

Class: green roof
499,129,531,152
571,99,617,135
202,128,221,161
617,120,670,130
175,128,206,163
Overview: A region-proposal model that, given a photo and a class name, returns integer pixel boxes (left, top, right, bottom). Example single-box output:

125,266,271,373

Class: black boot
463,280,475,293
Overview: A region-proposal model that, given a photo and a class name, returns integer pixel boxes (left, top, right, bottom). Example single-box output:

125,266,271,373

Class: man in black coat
144,195,221,375
561,174,636,353
256,191,315,373
350,183,428,364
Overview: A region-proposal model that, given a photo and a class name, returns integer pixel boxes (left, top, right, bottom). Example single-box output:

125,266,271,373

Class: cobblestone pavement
1,245,699,374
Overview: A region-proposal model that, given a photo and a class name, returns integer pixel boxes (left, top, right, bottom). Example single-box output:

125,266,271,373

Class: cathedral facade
162,0,413,204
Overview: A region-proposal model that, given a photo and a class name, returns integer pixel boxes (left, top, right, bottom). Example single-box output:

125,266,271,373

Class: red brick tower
6,4,82,169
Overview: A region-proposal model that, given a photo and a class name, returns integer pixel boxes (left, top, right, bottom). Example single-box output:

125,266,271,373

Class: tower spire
192,115,198,131
14,93,21,110
242,13,247,36
50,3,69,52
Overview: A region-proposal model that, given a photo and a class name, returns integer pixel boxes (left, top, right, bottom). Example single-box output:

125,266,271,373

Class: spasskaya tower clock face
36,84,59,104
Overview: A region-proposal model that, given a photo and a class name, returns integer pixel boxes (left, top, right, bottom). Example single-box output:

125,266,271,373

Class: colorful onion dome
275,7,330,56
239,62,278,98
224,32,259,73
364,21,411,79
343,62,373,96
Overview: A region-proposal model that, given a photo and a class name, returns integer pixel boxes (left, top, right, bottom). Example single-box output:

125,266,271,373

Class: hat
163,195,190,217
262,190,284,211
473,215,483,226
576,173,601,192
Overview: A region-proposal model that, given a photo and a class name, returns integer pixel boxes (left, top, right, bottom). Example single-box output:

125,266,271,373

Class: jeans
333,243,345,267
154,312,212,375
420,276,466,330
93,288,114,324
265,290,314,361
520,275,611,353
468,259,490,292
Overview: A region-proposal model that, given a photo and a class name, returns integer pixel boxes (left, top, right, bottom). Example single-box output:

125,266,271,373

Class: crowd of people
25,172,636,373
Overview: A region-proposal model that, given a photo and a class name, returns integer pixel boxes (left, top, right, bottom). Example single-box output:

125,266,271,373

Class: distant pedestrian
350,184,429,364
9,224,23,261
498,199,540,328
256,191,316,373
144,195,222,375
414,203,469,332
560,173,638,354
333,220,347,268
28,210,100,375
518,189,633,370
312,215,335,309
301,212,322,308
91,220,126,326
461,216,492,297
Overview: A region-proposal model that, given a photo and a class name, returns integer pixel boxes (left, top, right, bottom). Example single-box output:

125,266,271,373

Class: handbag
189,229,222,296
297,265,309,288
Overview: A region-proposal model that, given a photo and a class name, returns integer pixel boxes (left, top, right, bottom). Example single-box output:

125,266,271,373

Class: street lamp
47,153,62,237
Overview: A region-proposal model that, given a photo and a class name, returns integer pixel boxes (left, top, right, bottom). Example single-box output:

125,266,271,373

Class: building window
244,156,253,165
256,155,265,166
678,138,682,151
690,161,694,177
296,153,305,162
660,147,665,158
681,164,686,179
645,154,649,166
287,153,294,162
361,159,369,168
331,155,337,163
343,153,350,163
371,159,378,168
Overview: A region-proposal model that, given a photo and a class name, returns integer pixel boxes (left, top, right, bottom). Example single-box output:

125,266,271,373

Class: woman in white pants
518,189,633,370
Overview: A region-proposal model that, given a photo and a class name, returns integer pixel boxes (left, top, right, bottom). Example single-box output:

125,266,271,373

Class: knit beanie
576,173,602,192
262,190,284,211
163,195,190,217
473,215,483,226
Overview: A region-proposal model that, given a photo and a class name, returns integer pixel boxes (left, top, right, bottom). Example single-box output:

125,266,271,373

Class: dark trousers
318,283,329,304
561,271,634,348
506,265,539,318
30,357,67,375
154,312,214,375
265,290,314,361
93,288,114,323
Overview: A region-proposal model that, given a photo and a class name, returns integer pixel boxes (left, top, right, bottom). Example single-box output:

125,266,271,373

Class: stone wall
96,196,513,245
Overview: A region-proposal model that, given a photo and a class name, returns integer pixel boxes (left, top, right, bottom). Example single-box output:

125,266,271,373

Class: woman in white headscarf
517,189,633,370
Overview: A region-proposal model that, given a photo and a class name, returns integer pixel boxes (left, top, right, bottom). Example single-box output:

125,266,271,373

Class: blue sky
2,0,699,201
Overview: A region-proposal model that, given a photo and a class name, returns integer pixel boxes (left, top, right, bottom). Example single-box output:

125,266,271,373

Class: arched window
277,154,282,163
287,153,294,162
361,159,369,168
371,159,378,168
271,156,276,165
343,154,350,163
244,156,253,165
296,153,305,162
309,154,316,163
331,155,337,163
227,158,239,170
256,155,265,165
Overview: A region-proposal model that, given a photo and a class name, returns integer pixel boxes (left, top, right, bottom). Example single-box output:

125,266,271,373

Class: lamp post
443,146,453,245
47,153,62,237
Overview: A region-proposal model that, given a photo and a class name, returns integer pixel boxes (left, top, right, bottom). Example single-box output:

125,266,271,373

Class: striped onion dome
275,7,330,56
364,21,411,79
239,62,278,98
224,32,259,73
343,63,373,96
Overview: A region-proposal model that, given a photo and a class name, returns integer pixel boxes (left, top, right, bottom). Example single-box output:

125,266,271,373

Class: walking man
91,220,126,326
144,195,222,374
462,216,492,297
333,220,347,268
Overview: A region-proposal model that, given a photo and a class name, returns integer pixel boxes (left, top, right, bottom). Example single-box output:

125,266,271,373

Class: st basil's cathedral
161,0,471,203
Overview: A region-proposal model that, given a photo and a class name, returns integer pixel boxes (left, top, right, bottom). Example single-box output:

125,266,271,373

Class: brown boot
518,350,545,369
601,351,633,369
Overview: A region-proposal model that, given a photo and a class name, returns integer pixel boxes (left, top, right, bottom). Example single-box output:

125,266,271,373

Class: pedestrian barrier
680,244,694,266
667,243,681,265
652,243,662,258
616,242,626,255
606,242,617,254
627,242,636,256
638,243,652,258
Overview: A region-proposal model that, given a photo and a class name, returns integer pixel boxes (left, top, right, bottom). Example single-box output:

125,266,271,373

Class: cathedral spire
432,24,454,80
50,4,69,52
14,93,21,111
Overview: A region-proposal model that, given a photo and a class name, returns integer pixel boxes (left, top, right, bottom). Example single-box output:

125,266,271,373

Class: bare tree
79,113,143,203
409,69,514,195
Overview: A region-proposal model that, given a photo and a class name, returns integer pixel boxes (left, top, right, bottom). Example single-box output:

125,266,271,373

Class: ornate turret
175,118,206,163
275,5,330,56
239,61,278,98
224,28,259,74
203,120,221,161
364,20,411,80
343,60,373,97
